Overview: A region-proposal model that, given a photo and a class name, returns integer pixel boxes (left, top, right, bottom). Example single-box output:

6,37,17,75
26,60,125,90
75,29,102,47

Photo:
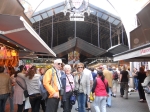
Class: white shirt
84,68,93,81
56,69,62,90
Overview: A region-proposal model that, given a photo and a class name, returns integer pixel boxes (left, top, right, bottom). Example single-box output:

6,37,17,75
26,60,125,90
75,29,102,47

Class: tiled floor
5,91,149,112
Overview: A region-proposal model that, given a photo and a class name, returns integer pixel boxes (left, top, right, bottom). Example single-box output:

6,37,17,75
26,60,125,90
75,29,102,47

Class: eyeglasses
57,63,62,65
77,67,83,69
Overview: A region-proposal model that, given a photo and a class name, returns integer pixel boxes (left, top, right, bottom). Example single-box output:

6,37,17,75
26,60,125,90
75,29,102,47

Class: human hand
73,72,78,76
53,92,59,98
107,94,109,97
9,93,13,98
10,74,14,79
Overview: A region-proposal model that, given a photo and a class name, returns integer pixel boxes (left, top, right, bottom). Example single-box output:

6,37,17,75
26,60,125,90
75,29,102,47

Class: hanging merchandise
0,59,5,66
0,45,7,59
11,50,17,56
0,44,19,67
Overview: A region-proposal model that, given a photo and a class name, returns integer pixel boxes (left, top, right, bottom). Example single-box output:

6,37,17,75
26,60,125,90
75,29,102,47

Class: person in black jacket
137,67,146,102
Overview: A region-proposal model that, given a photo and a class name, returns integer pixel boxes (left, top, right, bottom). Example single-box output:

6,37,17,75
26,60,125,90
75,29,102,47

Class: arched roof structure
30,1,129,61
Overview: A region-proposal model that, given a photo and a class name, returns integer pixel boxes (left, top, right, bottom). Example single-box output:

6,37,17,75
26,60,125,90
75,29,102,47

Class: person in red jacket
92,71,109,112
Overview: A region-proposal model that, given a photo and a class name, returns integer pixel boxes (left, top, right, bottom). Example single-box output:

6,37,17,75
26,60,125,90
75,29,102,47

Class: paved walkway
5,91,149,112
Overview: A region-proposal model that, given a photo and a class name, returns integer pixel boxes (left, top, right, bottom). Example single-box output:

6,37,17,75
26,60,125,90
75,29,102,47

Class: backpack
113,71,118,80
40,68,55,100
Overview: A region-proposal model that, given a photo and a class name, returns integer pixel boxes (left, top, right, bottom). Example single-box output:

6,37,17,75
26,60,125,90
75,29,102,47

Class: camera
74,90,79,96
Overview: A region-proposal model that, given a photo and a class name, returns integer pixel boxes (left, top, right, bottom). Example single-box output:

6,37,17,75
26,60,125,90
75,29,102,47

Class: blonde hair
76,63,84,68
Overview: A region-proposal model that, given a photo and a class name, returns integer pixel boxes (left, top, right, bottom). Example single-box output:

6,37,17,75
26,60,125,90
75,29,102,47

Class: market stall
0,43,19,67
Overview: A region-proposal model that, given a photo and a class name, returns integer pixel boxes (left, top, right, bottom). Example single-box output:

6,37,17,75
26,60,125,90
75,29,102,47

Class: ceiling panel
101,14,108,20
41,12,48,19
33,15,42,22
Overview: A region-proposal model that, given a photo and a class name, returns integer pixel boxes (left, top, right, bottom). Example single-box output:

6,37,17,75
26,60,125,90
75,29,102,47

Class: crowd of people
0,59,150,112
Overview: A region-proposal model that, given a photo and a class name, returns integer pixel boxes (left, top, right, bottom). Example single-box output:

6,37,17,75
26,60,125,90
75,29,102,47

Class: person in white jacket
142,70,150,111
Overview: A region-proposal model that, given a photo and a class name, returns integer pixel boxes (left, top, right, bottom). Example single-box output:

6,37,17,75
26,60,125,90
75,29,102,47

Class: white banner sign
70,17,84,21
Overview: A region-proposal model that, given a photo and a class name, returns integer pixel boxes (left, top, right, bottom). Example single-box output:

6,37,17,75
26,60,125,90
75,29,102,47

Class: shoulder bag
16,78,29,98
66,74,76,105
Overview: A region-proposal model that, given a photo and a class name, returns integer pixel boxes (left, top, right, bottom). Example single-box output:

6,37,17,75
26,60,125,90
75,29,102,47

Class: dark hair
15,65,27,77
8,67,16,76
139,67,145,73
91,68,94,72
97,70,104,81
19,65,27,72
0,66,5,73
26,66,37,79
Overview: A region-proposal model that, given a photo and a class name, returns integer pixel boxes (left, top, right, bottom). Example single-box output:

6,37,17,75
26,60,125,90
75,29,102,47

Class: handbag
66,74,76,105
24,90,29,98
16,78,29,98
89,92,94,101
143,82,150,94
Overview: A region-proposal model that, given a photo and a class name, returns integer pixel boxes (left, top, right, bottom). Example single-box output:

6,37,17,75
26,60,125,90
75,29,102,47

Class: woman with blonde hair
119,65,129,99
142,70,150,110
74,63,90,112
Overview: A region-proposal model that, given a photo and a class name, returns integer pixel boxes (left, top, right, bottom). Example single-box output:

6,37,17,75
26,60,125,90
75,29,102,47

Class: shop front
113,2,150,63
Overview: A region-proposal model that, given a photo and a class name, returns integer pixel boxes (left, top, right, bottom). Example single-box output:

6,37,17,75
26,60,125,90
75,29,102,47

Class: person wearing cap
101,65,113,107
43,59,63,112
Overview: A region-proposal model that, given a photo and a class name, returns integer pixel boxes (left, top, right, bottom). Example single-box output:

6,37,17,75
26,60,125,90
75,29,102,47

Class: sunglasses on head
78,67,83,69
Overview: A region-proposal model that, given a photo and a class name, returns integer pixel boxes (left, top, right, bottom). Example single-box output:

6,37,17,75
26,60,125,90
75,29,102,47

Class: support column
51,11,53,48
129,62,134,89
117,29,120,44
122,23,124,44
97,12,100,47
109,21,112,47
39,20,40,36
74,19,76,38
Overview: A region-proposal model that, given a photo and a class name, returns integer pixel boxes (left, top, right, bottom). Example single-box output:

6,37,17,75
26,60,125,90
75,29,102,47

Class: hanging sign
63,0,91,21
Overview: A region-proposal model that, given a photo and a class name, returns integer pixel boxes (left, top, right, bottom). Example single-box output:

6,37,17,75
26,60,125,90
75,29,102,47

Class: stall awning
0,14,56,57
0,0,32,26
113,43,150,62
52,37,106,57
107,44,129,54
